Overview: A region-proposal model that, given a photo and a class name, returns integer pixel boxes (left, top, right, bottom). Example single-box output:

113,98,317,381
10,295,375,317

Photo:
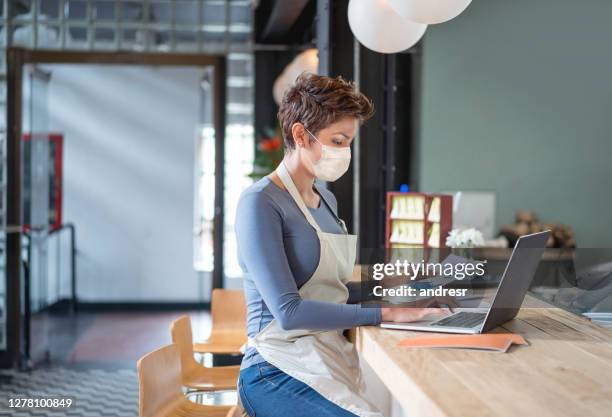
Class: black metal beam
383,54,397,193
2,47,25,369
316,0,356,232
316,0,332,76
395,51,419,190
212,58,227,290
358,47,387,249
357,45,421,250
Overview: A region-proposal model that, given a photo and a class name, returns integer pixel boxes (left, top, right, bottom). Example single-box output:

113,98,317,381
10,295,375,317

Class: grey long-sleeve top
235,177,381,370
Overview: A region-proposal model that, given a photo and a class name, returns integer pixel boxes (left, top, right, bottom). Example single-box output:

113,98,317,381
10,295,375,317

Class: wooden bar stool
193,289,247,356
137,344,233,417
171,315,241,391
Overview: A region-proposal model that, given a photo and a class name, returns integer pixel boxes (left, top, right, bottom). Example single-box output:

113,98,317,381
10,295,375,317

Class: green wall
419,0,612,247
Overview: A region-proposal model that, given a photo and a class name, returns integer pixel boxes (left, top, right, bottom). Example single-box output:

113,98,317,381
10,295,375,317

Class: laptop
380,230,551,334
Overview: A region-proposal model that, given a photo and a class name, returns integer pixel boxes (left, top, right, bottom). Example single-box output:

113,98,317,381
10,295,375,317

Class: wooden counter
354,297,612,417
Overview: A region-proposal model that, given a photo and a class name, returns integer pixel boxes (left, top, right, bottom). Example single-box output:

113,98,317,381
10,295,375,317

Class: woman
235,73,447,417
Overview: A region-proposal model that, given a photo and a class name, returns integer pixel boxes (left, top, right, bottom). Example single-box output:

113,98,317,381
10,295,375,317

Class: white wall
419,0,612,247
45,64,210,302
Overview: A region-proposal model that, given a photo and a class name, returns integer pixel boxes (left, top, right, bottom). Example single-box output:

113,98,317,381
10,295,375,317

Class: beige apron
249,162,382,417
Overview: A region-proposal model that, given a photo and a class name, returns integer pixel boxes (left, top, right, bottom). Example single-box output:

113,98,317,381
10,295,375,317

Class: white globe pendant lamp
389,0,472,24
348,0,427,54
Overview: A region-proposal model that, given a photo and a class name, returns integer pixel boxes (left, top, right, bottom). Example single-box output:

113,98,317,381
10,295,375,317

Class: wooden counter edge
349,326,451,417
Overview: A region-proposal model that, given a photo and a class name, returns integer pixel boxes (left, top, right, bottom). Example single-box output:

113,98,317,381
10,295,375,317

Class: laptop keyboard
431,312,487,328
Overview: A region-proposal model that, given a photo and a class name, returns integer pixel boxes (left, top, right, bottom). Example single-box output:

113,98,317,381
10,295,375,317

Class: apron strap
277,162,322,232
315,184,348,234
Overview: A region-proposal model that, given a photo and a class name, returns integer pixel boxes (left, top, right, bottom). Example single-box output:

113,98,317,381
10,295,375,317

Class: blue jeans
239,361,358,417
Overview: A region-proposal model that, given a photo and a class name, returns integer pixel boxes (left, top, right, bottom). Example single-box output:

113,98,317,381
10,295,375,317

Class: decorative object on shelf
250,126,284,180
446,227,485,248
386,192,452,250
499,210,576,249
272,49,318,105
446,227,484,259
389,0,473,24
348,0,427,54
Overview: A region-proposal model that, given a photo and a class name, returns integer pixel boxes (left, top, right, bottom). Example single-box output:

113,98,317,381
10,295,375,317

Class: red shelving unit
385,192,453,250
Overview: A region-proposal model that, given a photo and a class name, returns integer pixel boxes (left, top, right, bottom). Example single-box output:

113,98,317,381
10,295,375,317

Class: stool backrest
170,315,200,376
211,289,246,333
137,344,183,417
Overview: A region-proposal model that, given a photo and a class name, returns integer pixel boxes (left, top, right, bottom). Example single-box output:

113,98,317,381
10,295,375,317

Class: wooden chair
171,315,241,391
225,406,240,417
194,289,247,356
137,344,232,417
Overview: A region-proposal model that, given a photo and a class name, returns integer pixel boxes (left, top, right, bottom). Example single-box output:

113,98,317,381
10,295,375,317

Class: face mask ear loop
303,126,321,146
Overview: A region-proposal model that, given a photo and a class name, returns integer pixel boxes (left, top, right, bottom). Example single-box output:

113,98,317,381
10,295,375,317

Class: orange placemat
397,333,528,352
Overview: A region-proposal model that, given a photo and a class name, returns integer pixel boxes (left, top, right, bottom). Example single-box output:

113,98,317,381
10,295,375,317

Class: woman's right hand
380,296,457,322
381,307,450,322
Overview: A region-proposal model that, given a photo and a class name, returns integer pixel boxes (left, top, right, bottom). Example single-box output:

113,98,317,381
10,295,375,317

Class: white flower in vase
446,228,485,249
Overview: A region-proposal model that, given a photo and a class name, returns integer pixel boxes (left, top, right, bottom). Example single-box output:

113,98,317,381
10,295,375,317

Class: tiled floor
0,367,139,417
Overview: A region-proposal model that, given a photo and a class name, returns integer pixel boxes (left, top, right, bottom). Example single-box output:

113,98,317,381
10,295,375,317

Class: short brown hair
278,73,374,150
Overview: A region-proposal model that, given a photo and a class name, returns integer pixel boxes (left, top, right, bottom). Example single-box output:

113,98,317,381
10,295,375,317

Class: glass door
193,65,225,290
194,57,254,290
194,68,216,274
21,64,52,366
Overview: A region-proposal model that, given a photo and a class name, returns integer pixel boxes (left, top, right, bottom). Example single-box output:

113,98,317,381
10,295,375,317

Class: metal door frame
2,47,226,369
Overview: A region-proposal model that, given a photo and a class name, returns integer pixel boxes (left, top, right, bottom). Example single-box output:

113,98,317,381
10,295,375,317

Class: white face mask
304,127,351,182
